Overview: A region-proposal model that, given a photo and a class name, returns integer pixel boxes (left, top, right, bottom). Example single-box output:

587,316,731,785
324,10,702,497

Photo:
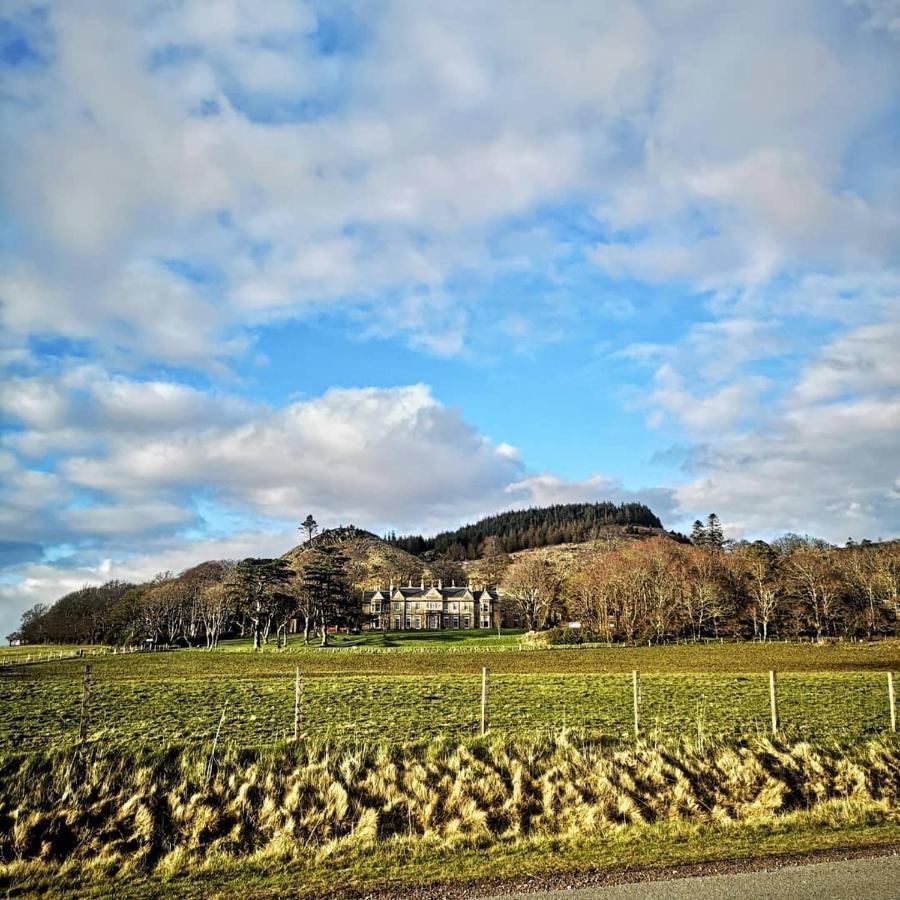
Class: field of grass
2,732,899,899
2,639,898,898
1,639,898,750
219,628,527,650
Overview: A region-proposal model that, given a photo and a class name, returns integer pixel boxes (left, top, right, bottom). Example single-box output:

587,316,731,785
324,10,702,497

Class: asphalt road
487,854,900,900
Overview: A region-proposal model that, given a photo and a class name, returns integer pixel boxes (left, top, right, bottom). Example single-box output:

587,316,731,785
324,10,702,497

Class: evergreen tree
229,558,293,650
706,513,725,551
302,548,355,646
690,519,707,546
300,514,318,543
388,501,664,557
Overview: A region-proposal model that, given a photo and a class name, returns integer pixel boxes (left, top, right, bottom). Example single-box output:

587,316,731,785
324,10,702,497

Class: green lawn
3,640,899,899
218,627,526,651
2,641,897,750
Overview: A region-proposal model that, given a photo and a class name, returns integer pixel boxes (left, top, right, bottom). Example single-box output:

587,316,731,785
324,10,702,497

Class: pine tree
690,520,707,546
302,548,355,646
229,558,293,650
300,514,318,543
706,513,725,551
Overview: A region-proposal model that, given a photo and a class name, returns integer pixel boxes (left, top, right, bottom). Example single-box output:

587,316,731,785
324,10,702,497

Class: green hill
387,501,665,559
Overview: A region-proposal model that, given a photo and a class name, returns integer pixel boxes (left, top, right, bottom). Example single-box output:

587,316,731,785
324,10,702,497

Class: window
452,616,459,629
372,602,381,613
405,617,411,629
482,618,490,628
394,617,401,630
415,616,422,629
463,615,470,628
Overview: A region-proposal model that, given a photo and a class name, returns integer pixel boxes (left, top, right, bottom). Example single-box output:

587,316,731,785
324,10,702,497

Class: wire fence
1,667,896,752
0,645,175,668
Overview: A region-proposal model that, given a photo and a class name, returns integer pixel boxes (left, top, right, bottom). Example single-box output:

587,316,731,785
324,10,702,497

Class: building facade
361,582,516,630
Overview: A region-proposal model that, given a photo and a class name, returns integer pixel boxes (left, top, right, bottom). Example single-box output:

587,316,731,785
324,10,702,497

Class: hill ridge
387,500,664,559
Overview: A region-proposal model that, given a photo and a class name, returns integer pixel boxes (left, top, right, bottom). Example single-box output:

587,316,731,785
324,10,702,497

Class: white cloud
2,0,900,633
505,473,678,523
675,395,900,543
649,365,770,433
792,321,900,403
58,383,524,529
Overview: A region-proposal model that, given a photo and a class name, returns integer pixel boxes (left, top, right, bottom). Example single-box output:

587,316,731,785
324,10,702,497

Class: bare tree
479,535,511,587
736,541,781,641
502,556,559,631
786,546,843,641
199,580,233,649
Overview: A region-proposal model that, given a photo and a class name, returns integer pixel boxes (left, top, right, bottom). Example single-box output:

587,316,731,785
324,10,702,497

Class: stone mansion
361,581,517,631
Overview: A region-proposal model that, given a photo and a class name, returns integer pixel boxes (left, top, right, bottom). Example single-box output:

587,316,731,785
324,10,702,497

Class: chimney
451,579,456,588
438,578,442,590
420,576,424,590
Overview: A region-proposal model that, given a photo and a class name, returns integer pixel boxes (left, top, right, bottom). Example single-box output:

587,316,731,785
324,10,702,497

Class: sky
1,0,900,637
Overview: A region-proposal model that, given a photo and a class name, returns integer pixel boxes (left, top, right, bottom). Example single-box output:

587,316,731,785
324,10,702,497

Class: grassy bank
1,732,898,898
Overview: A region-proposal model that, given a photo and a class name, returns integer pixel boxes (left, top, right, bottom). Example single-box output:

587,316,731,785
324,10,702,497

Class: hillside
282,525,426,590
388,501,664,558
462,534,649,585
282,521,668,592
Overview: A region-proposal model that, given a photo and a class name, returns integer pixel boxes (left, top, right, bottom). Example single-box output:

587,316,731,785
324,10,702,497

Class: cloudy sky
2,0,900,635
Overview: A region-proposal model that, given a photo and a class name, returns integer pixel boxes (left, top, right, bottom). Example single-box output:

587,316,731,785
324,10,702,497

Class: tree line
387,501,665,558
498,535,900,641
12,524,900,648
11,548,361,650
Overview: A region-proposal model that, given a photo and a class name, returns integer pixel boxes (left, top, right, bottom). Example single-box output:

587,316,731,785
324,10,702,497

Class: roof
364,585,499,601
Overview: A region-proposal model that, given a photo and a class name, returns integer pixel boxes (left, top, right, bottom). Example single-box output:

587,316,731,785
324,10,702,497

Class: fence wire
1,668,895,751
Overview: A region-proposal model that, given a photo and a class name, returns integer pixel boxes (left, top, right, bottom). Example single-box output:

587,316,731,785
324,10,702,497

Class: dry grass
1,732,898,880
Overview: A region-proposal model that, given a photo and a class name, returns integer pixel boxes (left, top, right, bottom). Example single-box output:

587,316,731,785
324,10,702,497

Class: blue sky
1,0,900,636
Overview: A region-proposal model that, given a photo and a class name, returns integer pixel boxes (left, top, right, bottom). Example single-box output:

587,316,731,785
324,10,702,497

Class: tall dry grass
0,732,898,874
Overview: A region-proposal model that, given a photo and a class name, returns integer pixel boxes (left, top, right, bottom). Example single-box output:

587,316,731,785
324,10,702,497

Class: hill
282,525,426,590
388,501,665,559
282,515,670,593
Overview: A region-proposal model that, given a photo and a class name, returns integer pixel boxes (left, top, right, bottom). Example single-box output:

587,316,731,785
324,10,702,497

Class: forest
387,501,665,557
11,520,900,648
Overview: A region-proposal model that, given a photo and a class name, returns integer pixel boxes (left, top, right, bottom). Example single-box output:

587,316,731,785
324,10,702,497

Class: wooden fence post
206,702,228,782
79,664,92,741
293,668,302,741
481,667,489,736
632,670,640,736
889,672,896,734
769,670,779,734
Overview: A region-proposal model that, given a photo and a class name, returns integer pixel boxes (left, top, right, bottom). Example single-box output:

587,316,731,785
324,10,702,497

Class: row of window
392,615,473,629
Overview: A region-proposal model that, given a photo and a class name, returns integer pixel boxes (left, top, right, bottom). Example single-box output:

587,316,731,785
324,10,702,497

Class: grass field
2,638,898,750
218,628,528,650
2,732,899,899
2,638,899,899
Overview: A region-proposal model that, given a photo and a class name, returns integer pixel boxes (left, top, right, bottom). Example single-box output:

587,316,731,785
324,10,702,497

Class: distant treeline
531,535,900,642
11,551,360,650
387,502,664,558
